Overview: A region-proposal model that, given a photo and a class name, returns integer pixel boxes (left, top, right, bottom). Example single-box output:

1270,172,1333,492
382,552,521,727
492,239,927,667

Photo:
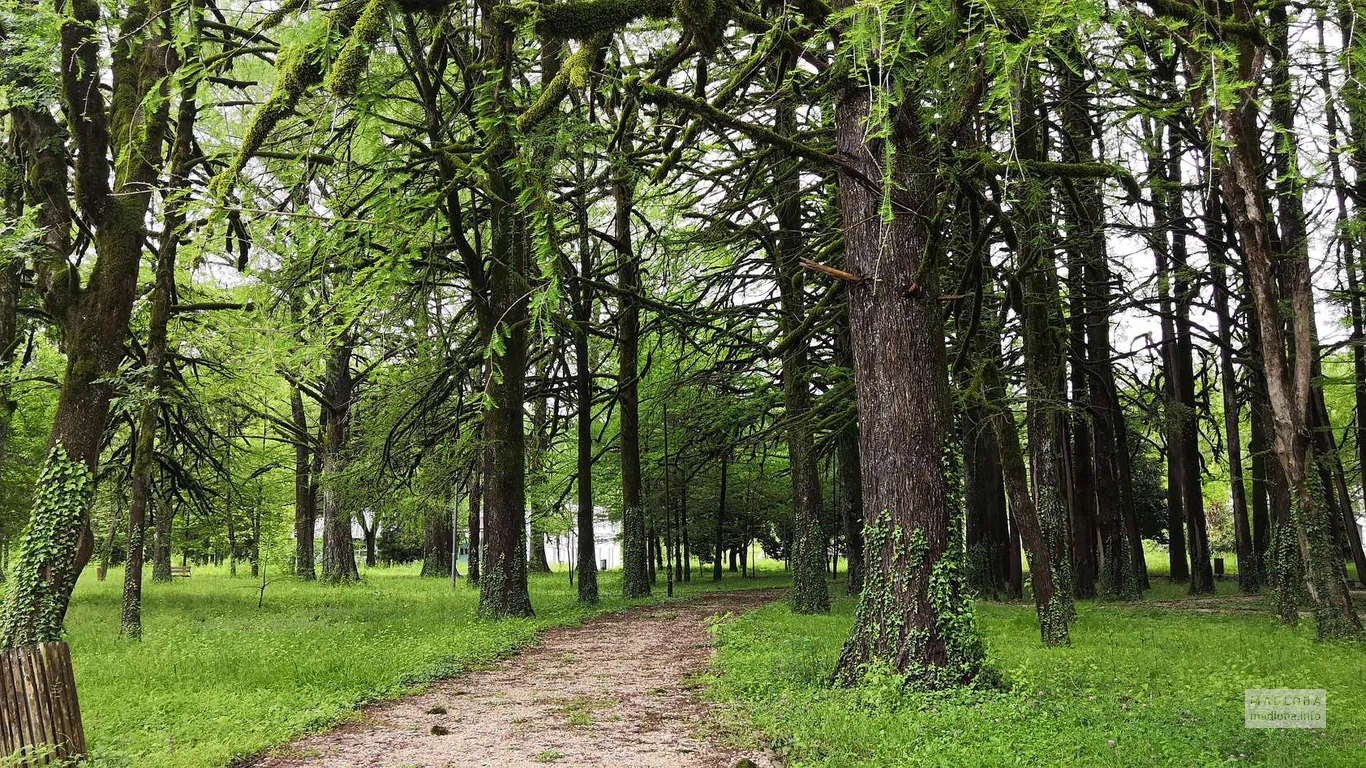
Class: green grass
708,592,1366,767
66,563,788,768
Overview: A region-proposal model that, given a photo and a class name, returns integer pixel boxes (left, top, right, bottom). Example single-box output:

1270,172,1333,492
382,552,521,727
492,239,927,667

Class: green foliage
710,595,1366,766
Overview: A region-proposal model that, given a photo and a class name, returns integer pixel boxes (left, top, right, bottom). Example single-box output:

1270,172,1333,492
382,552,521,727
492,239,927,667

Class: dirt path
255,589,781,768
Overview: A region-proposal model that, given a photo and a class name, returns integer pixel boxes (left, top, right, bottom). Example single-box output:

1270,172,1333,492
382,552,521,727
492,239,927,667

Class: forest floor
252,589,780,768
65,564,789,768
711,580,1366,767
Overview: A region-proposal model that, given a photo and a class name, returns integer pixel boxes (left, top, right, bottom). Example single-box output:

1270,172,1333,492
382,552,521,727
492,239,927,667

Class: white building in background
531,505,622,572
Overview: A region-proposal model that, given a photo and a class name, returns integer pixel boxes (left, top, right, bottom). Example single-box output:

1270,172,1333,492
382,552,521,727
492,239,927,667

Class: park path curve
254,588,780,768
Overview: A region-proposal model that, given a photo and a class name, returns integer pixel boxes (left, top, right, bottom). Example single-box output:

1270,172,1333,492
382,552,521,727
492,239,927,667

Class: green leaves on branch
209,0,391,200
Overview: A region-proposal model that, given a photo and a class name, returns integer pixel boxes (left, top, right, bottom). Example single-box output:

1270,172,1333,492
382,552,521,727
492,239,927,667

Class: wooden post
0,641,86,766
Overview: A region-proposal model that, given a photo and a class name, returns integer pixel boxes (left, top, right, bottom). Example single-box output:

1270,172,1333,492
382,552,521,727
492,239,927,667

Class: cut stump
0,641,86,766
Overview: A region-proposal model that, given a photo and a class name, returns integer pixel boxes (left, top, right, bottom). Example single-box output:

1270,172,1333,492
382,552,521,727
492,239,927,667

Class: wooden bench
170,566,191,578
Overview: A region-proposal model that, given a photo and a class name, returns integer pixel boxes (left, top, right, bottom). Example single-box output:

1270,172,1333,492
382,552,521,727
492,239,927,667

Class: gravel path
253,589,780,768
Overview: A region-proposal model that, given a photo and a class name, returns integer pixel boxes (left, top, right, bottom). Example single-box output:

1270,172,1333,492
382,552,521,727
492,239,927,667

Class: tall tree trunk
680,482,691,582
616,99,650,600
1209,186,1258,592
1250,395,1273,583
1058,37,1141,596
0,0,174,649
1148,114,1190,585
1067,292,1098,600
982,361,1069,645
1166,130,1216,594
319,337,360,584
772,72,828,614
829,89,987,688
713,451,728,582
1212,0,1362,639
122,75,196,636
573,199,599,602
960,320,1008,600
475,222,532,614
291,387,316,580
1014,75,1076,620
467,470,481,586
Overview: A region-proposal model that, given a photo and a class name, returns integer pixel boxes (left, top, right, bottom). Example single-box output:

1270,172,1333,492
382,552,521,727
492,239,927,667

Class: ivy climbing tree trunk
829,88,988,689
1,0,175,647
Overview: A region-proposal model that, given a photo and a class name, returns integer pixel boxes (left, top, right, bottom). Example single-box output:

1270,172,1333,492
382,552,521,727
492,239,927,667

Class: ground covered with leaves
707,582,1366,767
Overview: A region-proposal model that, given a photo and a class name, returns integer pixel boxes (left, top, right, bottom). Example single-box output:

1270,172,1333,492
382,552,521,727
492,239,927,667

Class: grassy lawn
708,583,1366,767
66,563,788,768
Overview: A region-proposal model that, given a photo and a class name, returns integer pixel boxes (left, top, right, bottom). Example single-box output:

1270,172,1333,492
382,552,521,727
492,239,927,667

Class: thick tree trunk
830,91,987,688
470,0,533,618
319,339,360,585
0,1,172,649
421,503,454,577
528,531,551,574
474,223,532,615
